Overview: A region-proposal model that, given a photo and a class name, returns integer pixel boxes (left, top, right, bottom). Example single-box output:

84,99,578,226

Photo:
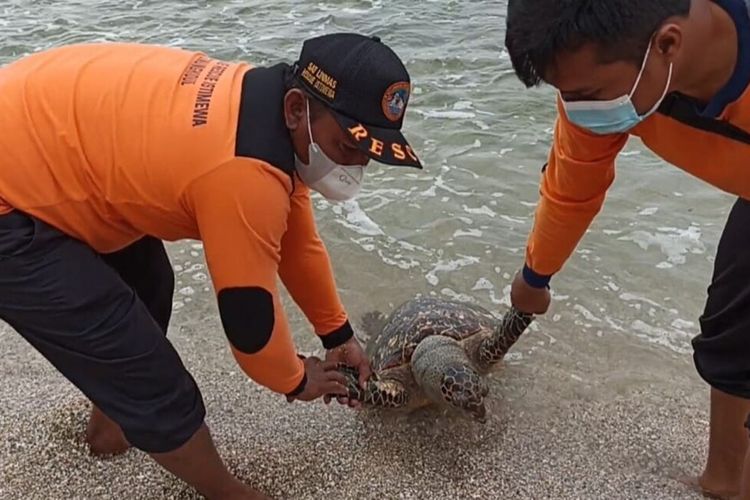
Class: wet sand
0,276,711,500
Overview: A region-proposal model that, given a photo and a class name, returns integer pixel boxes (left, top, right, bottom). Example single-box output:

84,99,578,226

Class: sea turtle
337,297,534,423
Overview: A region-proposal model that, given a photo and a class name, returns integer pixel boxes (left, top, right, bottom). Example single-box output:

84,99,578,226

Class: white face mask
294,100,365,202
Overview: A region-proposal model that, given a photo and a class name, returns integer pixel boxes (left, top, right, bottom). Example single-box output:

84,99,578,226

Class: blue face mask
561,40,674,135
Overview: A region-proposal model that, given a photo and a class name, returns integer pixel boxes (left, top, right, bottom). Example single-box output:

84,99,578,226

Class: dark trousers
0,211,205,453
695,197,750,404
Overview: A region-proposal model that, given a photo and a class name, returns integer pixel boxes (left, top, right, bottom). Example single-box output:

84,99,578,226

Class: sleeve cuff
318,320,354,350
522,264,552,289
285,365,307,398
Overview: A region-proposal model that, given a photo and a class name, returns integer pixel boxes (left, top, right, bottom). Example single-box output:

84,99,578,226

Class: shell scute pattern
369,298,497,371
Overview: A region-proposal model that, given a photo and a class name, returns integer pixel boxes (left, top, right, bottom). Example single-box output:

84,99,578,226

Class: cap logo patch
382,82,410,122
300,62,337,100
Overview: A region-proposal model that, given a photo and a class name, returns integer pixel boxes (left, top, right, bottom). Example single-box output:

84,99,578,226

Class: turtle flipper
334,365,409,409
478,307,534,368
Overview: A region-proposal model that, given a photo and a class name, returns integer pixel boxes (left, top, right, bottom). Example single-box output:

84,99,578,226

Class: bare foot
233,484,273,500
675,474,738,500
204,480,272,500
86,405,131,457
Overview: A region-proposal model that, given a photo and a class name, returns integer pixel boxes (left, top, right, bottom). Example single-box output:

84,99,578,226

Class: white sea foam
425,255,481,286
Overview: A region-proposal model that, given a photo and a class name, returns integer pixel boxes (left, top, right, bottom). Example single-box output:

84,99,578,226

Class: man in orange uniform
0,33,421,498
505,0,750,498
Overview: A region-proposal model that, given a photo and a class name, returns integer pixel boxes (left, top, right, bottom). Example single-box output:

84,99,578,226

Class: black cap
293,33,422,169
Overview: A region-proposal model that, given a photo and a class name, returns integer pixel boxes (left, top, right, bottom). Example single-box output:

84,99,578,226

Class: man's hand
511,270,551,315
323,336,372,407
325,336,372,386
286,356,348,403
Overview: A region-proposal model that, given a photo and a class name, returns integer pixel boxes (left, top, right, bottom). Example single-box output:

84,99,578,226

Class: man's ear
655,22,683,60
284,89,306,130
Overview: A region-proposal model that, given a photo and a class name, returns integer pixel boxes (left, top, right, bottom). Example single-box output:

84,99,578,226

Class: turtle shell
368,297,498,371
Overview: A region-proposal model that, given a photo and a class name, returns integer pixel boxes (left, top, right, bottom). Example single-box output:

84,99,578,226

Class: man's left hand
323,336,372,407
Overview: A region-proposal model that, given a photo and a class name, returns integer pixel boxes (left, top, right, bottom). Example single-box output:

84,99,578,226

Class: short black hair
505,0,691,87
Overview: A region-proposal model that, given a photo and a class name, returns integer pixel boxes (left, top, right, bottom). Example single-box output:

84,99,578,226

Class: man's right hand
510,270,551,315
286,356,348,403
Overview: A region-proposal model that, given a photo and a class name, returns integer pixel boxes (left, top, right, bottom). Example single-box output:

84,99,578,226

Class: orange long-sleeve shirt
523,0,750,286
526,76,750,286
0,42,353,395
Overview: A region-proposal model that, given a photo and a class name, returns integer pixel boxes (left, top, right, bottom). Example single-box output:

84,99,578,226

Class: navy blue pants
694,197,750,405
0,211,205,453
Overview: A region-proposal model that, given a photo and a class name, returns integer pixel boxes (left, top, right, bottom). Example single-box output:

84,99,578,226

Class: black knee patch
218,287,275,353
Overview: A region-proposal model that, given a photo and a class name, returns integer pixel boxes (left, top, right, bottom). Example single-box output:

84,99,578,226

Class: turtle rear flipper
334,365,409,409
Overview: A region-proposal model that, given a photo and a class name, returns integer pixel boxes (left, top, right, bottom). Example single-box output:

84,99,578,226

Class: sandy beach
0,269,711,500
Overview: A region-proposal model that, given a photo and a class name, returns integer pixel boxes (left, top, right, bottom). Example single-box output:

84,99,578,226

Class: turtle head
412,335,490,423
440,365,490,423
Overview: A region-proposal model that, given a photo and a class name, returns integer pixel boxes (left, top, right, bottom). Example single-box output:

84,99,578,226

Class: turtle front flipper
334,365,409,409
478,307,534,368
